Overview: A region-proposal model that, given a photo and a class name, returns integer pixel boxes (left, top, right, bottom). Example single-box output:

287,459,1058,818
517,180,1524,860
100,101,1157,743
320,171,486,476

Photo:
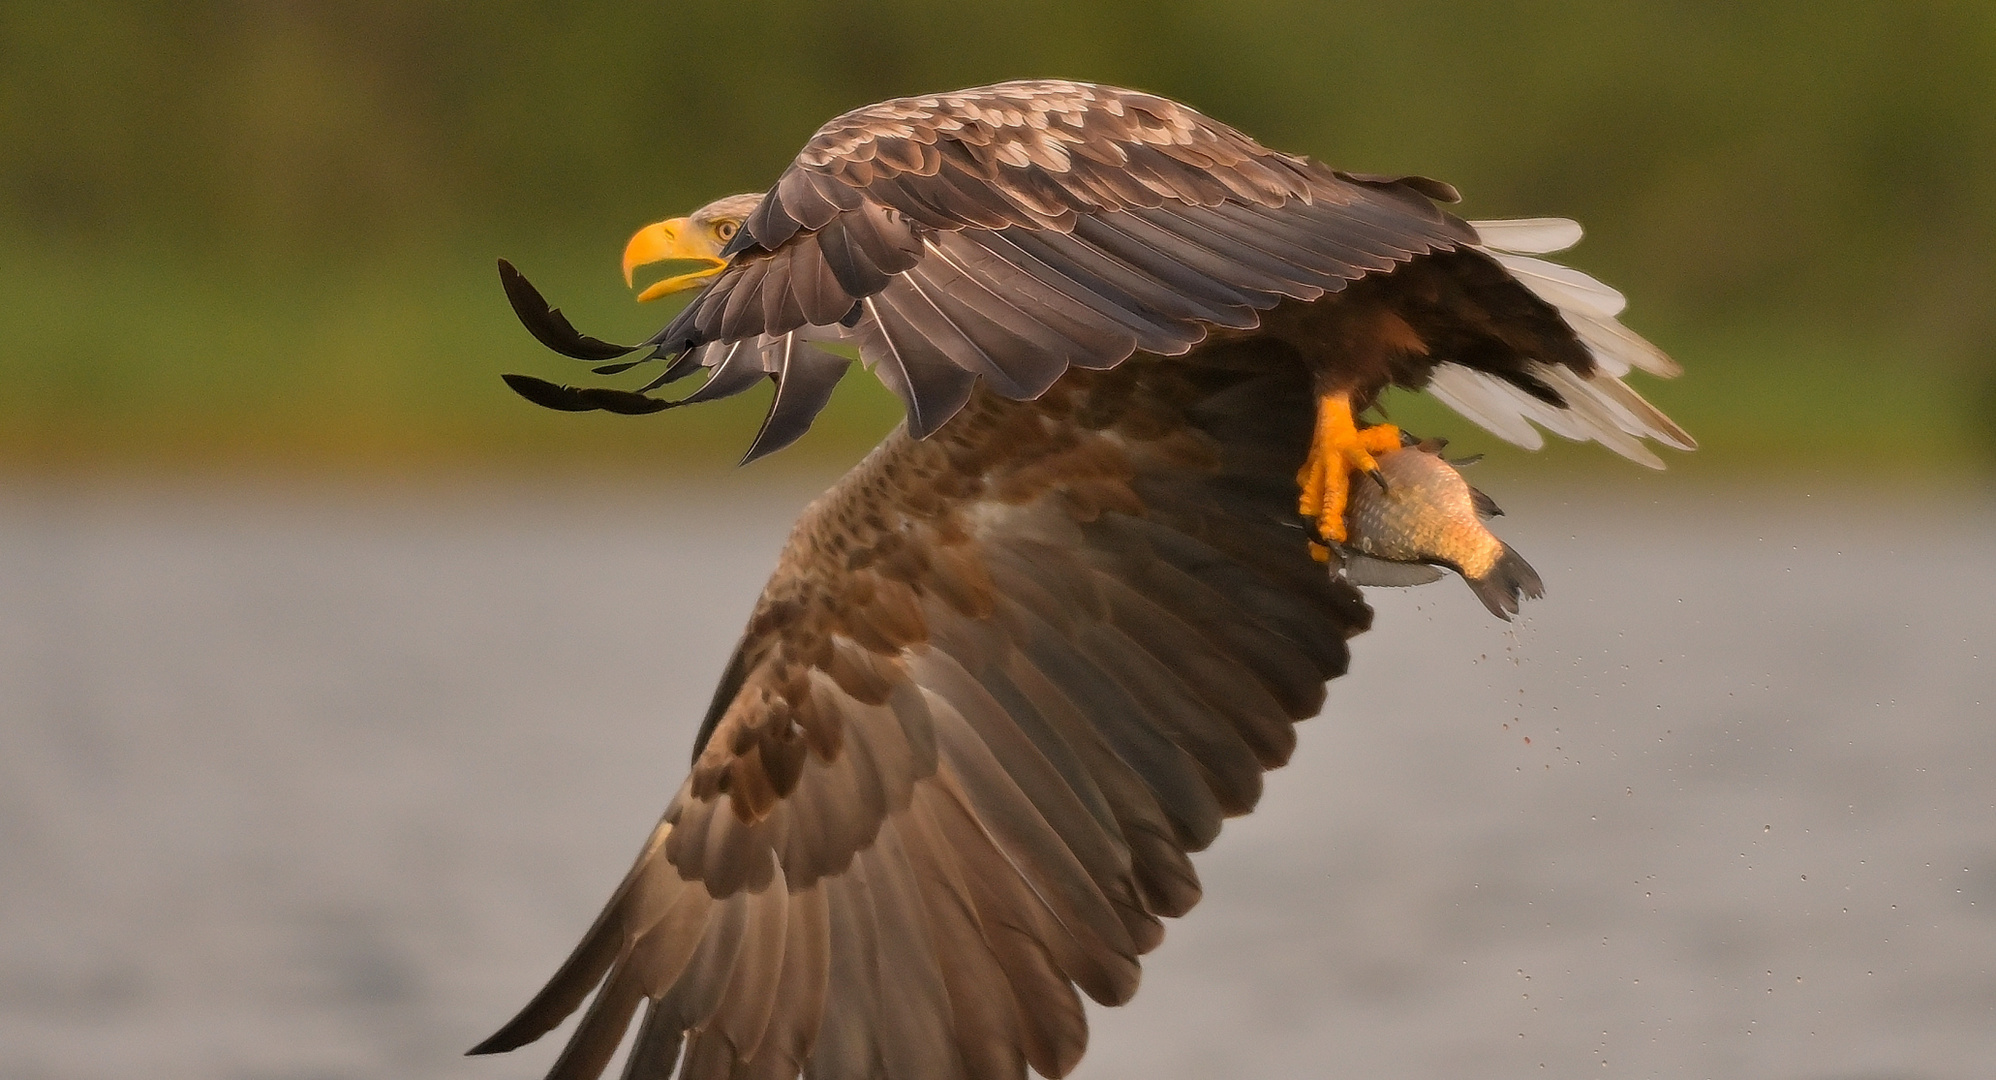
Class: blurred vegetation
2,0,1992,479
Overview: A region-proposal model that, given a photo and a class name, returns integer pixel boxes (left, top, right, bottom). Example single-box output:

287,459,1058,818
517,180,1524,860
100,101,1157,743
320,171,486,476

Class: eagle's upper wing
473,337,1369,1080
501,82,1690,469
647,80,1475,447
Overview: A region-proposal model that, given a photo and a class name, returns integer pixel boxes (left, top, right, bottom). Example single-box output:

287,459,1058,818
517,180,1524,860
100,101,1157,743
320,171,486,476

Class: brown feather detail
1077,623,1265,816
814,867,886,1079
695,869,790,1067
726,744,784,821
1097,574,1299,769
925,230,1142,356
780,241,853,327
755,253,805,338
871,275,1036,399
923,538,999,619
864,172,977,231
914,646,1157,954
1120,205,1327,298
853,297,982,438
662,875,787,1080
821,635,899,707
929,144,1035,225
542,955,649,1080
618,999,685,1080
858,822,965,1080
771,698,873,885
700,807,782,897
717,257,776,343
964,231,1200,356
536,880,715,1080
485,342,1387,1080
845,200,925,275
624,881,718,999
871,133,939,175
1017,225,1271,330
894,791,1030,1080
735,884,829,1080
660,81,1489,454
842,568,928,651
983,555,1227,853
648,892,749,1042
1334,169,1464,205
995,644,1202,921
913,781,1087,1079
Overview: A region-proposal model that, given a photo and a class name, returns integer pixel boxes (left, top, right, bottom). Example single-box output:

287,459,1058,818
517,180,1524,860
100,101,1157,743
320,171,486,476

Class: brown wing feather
651,81,1479,440
477,338,1370,1080
525,84,1683,474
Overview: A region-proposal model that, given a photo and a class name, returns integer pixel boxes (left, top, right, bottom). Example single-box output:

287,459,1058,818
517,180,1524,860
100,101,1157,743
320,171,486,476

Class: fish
1337,441,1545,620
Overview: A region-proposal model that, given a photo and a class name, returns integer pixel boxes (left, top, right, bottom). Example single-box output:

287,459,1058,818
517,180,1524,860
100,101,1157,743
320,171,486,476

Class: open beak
623,217,728,302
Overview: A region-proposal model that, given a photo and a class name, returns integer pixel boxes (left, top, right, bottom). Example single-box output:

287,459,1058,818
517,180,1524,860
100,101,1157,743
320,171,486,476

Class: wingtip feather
497,260,640,362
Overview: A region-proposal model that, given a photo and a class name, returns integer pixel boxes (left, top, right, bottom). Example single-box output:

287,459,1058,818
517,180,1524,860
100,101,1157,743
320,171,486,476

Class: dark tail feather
1463,544,1544,620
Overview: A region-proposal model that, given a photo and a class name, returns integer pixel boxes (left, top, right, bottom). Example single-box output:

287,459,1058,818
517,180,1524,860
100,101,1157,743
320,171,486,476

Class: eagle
480,80,1692,1080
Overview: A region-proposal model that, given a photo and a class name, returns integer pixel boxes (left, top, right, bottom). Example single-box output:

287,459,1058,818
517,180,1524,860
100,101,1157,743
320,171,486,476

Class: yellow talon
1297,392,1400,544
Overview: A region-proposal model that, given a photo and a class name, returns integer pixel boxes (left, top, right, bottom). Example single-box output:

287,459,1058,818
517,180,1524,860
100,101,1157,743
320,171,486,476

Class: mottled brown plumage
503,81,1687,467
477,341,1363,1080
654,81,1487,454
483,80,1695,1080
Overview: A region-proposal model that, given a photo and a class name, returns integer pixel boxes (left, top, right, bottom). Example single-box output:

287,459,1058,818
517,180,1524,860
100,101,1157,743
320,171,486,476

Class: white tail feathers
1488,252,1628,318
1431,218,1696,467
1469,217,1584,255
1566,307,1681,378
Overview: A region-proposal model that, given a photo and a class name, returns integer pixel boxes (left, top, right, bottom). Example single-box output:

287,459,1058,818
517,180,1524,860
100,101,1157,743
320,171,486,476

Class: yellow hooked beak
623,217,729,302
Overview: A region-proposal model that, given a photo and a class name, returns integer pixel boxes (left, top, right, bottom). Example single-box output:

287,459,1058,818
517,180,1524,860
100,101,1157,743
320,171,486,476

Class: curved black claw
502,373,677,415
496,260,637,361
1366,467,1390,493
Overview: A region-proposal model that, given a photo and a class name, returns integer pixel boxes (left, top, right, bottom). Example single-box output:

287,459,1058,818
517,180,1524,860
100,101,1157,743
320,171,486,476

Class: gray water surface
2,479,1991,1080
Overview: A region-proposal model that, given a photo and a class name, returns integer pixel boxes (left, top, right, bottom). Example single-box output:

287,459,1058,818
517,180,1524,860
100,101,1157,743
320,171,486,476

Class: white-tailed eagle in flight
479,80,1692,1080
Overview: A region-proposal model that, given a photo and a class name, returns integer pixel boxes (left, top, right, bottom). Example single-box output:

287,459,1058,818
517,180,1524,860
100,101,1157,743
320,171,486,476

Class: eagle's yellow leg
1298,391,1400,548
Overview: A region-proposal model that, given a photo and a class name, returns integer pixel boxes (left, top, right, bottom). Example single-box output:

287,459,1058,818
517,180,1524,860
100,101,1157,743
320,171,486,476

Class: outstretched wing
473,338,1370,1080
646,80,1476,448
496,81,1690,468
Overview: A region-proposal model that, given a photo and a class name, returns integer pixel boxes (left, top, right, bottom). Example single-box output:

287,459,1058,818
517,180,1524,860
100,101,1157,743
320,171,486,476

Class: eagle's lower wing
473,339,1369,1080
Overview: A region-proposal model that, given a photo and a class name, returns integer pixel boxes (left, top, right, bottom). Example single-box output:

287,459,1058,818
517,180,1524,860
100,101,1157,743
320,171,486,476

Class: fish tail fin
1464,544,1545,620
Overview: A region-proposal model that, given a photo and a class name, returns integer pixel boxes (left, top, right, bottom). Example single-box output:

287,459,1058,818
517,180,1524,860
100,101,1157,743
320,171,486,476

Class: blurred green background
3,0,1992,481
